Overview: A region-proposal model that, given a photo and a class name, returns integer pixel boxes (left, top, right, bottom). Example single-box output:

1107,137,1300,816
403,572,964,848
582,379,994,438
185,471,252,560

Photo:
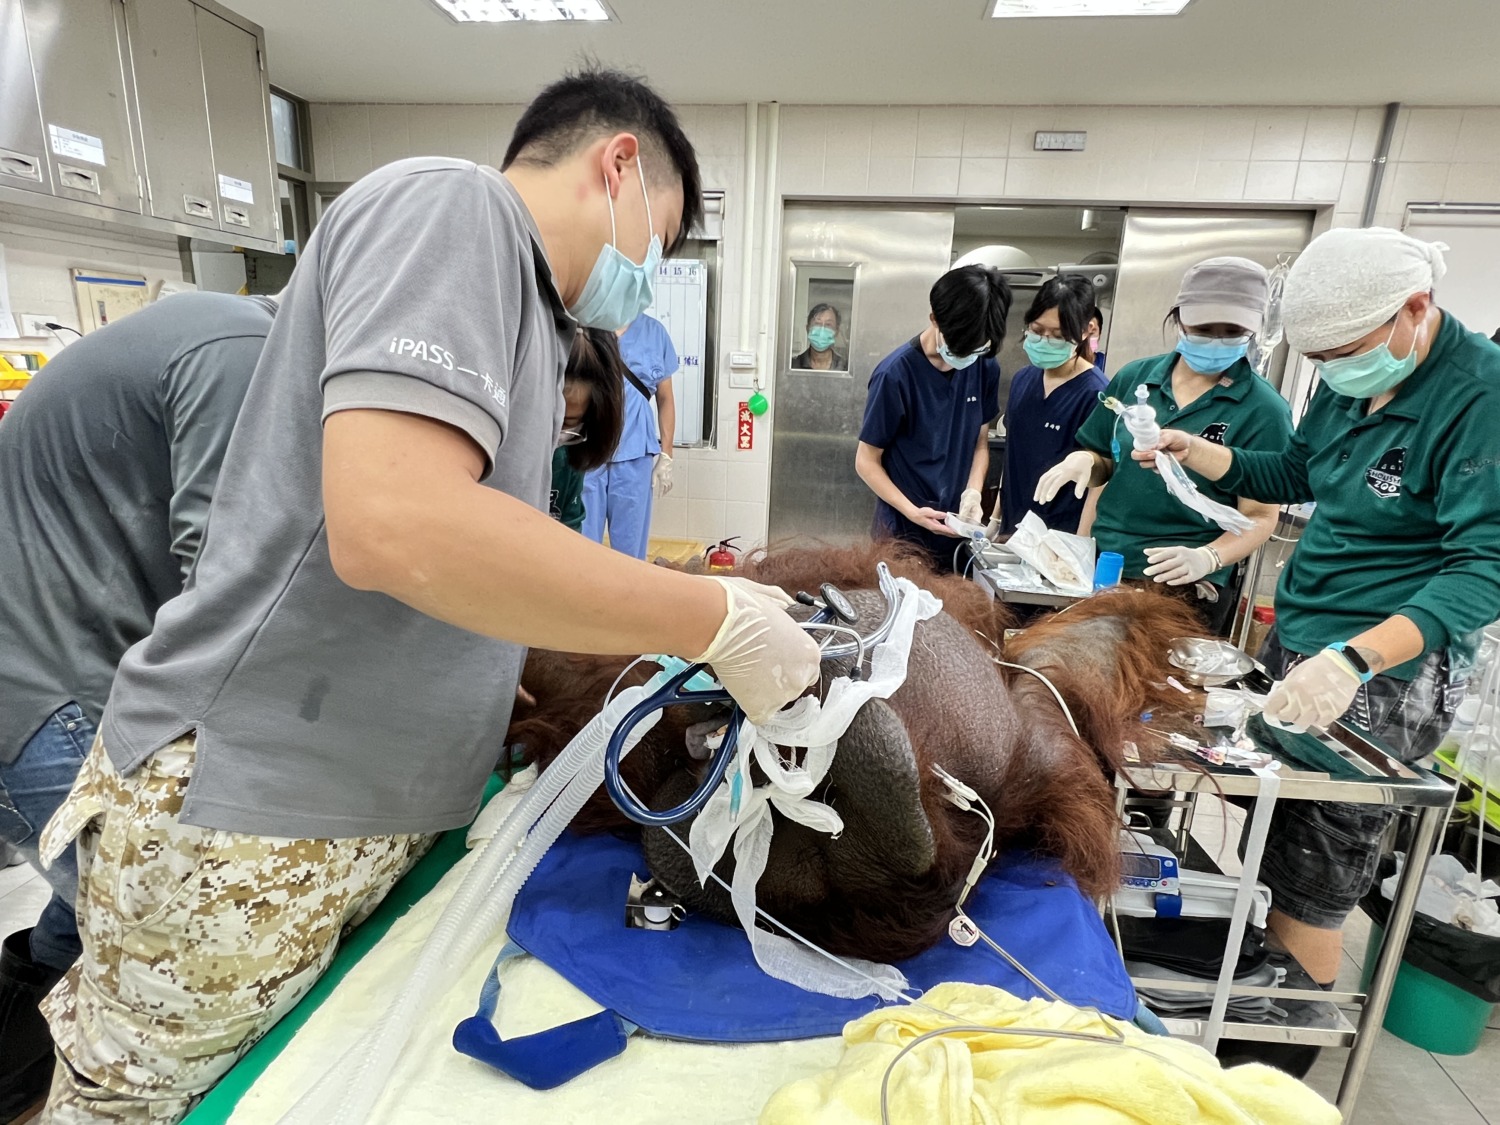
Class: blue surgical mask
807,325,837,352
568,155,663,332
1314,318,1424,398
1023,331,1078,370
1175,332,1250,375
938,335,986,370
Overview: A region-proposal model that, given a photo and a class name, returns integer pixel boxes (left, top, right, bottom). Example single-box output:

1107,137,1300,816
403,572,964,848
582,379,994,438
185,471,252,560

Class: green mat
183,773,504,1124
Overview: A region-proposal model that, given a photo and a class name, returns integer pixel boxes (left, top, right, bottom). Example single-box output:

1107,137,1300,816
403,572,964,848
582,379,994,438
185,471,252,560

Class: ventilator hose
277,678,665,1125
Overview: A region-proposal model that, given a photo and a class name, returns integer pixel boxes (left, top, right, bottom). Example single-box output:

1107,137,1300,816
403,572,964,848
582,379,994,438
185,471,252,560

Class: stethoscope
602,563,906,827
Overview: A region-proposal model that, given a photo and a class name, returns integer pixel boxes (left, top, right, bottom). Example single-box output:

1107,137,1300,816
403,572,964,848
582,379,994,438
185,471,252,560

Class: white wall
0,211,187,360
308,102,1500,547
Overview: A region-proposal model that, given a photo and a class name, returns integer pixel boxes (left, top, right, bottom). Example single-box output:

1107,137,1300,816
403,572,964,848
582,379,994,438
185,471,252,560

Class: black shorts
1254,630,1464,930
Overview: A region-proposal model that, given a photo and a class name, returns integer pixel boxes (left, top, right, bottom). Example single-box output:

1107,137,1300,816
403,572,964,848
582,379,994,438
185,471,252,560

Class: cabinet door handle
57,164,101,194
183,195,215,219
0,148,42,182
223,205,250,228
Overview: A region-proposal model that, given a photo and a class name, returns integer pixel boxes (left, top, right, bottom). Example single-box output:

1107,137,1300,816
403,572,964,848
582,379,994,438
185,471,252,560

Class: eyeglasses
557,426,587,447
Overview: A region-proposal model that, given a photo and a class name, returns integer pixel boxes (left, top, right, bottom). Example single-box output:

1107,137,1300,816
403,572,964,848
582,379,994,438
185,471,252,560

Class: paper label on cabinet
217,174,254,204
48,125,105,167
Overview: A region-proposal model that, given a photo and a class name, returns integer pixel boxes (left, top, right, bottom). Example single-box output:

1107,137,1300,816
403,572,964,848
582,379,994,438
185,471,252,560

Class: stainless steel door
0,0,50,196
1110,209,1314,391
768,206,955,545
22,0,141,213
197,7,277,242
125,0,218,229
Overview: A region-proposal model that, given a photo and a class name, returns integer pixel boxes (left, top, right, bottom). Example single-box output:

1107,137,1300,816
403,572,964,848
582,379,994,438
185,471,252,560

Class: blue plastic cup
1093,551,1125,591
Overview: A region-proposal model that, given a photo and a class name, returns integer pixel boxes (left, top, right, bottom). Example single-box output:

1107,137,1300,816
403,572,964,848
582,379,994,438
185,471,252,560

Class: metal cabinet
21,0,142,214
0,0,51,197
124,0,220,230
197,6,277,243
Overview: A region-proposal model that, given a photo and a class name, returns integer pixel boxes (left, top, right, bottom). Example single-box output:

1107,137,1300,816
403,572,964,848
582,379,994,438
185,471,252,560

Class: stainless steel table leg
1336,804,1446,1118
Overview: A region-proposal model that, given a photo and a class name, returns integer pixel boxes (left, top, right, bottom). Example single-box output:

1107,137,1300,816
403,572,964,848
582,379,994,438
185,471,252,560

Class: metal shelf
1114,697,1453,1121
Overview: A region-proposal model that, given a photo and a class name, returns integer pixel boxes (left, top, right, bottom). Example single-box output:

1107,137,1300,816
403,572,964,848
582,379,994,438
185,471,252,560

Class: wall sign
1033,130,1087,152
737,401,754,451
48,125,105,166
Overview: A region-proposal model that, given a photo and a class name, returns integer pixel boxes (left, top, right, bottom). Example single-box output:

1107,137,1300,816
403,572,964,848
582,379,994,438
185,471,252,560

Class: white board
1404,207,1500,338
642,258,707,447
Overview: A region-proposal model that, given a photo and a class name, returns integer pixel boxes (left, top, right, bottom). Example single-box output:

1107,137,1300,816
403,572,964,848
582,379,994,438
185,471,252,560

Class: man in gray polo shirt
35,69,820,1122
0,292,273,1120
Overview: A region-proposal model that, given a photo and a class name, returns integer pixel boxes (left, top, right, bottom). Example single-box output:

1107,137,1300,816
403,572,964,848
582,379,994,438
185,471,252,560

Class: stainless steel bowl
1167,637,1254,687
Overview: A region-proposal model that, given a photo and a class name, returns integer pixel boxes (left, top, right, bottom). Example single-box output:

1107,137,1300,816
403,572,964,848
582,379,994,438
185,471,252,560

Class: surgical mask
1023,331,1077,369
807,325,837,352
568,155,663,332
937,336,986,370
1314,317,1423,398
1175,332,1250,375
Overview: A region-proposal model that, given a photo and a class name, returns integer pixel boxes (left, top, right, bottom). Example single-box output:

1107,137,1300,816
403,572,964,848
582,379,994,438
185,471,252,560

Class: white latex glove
653,453,674,497
1263,649,1364,733
1143,545,1217,587
1035,450,1097,504
695,576,821,725
958,488,984,525
985,516,1002,541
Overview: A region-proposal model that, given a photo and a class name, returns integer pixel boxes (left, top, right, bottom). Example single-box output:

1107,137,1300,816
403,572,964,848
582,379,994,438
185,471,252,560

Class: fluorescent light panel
430,0,610,22
990,0,1191,16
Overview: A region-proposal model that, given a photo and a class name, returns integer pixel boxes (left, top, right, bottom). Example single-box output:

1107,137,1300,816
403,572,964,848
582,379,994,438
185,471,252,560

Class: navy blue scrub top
859,337,1001,562
1000,362,1109,534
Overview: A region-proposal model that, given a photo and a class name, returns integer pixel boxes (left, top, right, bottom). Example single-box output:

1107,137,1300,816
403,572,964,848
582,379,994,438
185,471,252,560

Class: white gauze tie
687,578,943,1000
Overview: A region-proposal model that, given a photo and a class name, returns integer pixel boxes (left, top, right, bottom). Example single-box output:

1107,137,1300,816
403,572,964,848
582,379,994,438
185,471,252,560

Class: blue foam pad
505,830,1135,1043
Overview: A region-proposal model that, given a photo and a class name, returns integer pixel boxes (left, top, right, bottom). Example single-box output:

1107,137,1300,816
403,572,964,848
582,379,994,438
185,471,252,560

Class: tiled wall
0,213,186,359
308,101,1500,547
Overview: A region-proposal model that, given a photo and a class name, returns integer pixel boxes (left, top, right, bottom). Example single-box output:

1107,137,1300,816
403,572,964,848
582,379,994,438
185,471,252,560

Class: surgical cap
1281,227,1448,352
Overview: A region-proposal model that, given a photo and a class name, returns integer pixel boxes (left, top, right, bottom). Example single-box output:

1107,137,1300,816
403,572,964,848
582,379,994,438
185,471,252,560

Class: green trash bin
1362,922,1496,1055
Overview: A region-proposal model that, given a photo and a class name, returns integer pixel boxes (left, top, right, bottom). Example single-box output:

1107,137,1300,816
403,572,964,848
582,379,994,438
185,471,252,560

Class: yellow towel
759,983,1340,1125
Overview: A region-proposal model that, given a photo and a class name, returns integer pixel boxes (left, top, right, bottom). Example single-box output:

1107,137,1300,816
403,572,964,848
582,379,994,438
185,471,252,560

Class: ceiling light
429,0,610,22
989,0,1192,17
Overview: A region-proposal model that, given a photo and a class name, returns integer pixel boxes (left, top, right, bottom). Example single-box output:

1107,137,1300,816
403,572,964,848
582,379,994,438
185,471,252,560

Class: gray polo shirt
103,158,573,838
0,292,274,765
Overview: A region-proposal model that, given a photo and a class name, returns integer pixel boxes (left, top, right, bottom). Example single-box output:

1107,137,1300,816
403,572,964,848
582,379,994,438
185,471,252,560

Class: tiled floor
3,805,1497,1123
1188,799,1500,1124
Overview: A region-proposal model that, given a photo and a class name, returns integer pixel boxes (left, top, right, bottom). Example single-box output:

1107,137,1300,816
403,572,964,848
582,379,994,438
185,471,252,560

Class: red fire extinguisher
705,537,740,572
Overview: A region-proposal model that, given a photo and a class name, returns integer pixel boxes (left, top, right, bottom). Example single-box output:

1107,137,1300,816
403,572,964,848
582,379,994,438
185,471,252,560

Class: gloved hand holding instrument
957,488,984,526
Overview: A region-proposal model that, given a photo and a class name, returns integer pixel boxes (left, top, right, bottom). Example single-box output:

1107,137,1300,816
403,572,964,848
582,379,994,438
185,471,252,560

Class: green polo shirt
549,448,586,532
1077,353,1294,584
1221,312,1500,680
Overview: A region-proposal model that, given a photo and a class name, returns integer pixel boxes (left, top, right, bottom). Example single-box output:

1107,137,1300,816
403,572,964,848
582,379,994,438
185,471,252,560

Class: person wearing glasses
791,302,848,371
550,328,627,531
855,265,1012,572
1035,257,1292,633
988,275,1108,537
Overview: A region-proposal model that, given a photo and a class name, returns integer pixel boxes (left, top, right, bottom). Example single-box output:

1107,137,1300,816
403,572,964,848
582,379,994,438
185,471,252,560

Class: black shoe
0,928,66,1123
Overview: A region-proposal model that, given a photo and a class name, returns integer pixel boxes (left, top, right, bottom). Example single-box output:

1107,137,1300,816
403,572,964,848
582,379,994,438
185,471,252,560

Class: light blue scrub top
613,313,679,462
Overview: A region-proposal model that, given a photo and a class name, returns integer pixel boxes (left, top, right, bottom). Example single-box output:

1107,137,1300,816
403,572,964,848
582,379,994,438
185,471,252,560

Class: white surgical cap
1281,227,1448,352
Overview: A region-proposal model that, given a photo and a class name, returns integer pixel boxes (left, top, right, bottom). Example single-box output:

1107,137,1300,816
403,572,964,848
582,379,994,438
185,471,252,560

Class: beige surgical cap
1281,227,1448,352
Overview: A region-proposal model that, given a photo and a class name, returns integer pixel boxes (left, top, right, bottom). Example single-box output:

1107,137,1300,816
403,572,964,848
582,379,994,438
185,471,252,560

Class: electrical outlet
727,370,755,389
19,314,55,338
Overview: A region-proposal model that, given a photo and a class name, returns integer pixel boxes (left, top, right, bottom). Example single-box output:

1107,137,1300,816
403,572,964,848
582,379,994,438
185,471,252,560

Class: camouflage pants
37,736,435,1123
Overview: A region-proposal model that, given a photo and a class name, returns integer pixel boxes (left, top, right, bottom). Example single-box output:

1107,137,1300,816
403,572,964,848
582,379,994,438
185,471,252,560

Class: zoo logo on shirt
1199,422,1230,445
1366,447,1406,499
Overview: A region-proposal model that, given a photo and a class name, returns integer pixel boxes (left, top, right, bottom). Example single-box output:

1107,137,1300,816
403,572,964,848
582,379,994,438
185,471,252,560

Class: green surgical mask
807,325,837,352
1023,331,1078,370
1315,318,1424,398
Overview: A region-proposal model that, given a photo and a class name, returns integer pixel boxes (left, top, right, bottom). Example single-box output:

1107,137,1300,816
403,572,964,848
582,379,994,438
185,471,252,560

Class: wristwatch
1327,641,1376,683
